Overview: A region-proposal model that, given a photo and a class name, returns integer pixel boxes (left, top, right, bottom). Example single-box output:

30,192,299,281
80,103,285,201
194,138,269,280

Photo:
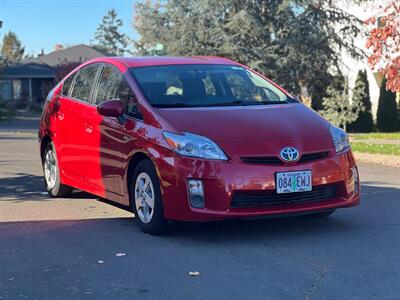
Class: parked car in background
39,56,360,234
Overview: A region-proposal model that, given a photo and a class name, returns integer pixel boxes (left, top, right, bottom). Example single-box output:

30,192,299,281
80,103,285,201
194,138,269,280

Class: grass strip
351,142,400,156
350,132,400,140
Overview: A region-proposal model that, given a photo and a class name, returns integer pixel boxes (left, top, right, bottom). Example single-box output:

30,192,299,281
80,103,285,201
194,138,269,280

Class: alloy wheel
134,172,155,224
44,149,57,190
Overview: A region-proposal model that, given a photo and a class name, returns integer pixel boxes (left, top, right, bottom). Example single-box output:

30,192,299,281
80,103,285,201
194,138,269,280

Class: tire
130,159,168,235
307,209,335,218
42,142,73,197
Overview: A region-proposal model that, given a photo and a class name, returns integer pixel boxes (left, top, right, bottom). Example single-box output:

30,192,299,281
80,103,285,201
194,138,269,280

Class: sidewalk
0,111,40,132
354,152,400,168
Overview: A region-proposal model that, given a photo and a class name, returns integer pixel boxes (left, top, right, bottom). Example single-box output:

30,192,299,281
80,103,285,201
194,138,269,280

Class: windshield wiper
152,103,194,108
206,100,244,107
153,100,289,108
256,100,289,105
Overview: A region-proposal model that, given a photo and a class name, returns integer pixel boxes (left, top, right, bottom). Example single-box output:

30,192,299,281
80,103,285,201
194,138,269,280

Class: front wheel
130,160,168,235
43,142,73,197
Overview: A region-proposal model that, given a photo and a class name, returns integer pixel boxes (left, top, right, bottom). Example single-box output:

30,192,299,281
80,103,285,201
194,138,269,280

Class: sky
0,0,139,56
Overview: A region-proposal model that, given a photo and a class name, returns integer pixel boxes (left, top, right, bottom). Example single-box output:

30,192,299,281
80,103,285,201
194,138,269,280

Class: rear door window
70,64,99,102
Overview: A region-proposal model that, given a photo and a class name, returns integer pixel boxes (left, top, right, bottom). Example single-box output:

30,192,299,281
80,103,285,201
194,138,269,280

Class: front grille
300,151,329,162
241,156,281,164
241,151,329,165
231,184,337,208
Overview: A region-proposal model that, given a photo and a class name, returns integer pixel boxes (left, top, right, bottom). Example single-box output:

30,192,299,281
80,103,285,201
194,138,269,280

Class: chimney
54,44,64,51
38,49,45,57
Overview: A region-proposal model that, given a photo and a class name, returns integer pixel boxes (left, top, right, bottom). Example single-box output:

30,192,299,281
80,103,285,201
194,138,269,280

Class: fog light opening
351,166,360,194
188,179,205,208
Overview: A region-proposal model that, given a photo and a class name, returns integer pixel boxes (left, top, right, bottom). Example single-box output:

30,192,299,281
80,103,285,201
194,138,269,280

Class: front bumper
157,149,360,221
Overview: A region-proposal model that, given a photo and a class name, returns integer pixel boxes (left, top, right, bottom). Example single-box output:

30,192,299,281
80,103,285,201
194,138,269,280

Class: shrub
348,70,374,132
376,78,400,132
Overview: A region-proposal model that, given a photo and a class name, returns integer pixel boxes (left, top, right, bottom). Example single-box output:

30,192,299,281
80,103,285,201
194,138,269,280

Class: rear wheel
43,142,73,197
130,160,168,235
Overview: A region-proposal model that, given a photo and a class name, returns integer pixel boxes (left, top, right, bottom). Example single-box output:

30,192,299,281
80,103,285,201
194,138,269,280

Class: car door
57,63,101,184
85,64,141,198
52,72,75,178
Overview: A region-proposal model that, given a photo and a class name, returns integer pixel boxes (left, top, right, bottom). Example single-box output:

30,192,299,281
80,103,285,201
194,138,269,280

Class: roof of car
90,56,240,68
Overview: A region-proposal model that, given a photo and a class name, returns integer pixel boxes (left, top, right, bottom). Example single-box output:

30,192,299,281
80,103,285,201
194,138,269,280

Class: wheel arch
40,135,52,162
126,151,162,203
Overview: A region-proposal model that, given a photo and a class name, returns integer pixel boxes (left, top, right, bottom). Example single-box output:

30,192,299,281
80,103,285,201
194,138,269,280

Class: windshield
130,64,293,108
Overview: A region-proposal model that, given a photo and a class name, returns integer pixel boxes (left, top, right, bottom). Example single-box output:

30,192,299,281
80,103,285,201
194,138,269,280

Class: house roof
2,62,55,78
30,44,111,67
1,44,113,79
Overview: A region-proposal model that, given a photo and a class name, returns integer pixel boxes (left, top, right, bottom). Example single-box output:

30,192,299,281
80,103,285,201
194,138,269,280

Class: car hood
158,103,330,143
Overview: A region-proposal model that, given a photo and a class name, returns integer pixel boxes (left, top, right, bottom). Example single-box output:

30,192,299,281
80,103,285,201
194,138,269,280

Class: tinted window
130,65,291,108
61,74,75,96
70,64,99,102
95,65,139,117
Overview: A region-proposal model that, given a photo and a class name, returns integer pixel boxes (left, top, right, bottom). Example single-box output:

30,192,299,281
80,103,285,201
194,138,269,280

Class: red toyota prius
39,56,360,234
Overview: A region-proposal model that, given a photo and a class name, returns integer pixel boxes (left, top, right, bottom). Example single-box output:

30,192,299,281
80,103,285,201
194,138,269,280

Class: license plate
276,171,312,194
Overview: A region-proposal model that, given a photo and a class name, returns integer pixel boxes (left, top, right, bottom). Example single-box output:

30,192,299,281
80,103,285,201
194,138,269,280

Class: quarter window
70,64,99,102
62,74,75,96
95,66,123,104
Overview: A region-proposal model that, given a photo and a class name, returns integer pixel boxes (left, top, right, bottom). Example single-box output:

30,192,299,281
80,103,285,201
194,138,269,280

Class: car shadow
2,182,398,243
0,173,96,202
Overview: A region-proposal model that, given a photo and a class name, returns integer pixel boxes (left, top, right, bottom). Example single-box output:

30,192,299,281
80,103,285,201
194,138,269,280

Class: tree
1,31,24,63
376,78,400,132
348,70,374,132
321,74,365,131
0,20,5,67
92,9,129,56
365,2,400,92
134,0,364,106
55,61,81,83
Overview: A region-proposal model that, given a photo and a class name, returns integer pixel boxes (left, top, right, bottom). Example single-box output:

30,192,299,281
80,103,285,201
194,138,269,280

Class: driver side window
95,65,141,118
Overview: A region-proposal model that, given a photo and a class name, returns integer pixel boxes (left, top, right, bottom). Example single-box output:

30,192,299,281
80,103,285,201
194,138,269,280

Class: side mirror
97,99,124,117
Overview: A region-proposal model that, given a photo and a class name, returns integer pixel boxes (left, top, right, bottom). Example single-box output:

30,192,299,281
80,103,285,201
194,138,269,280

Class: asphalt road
0,131,399,300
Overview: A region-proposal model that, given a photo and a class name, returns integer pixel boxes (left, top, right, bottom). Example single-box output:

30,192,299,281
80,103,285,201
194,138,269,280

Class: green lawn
350,132,400,140
351,142,400,156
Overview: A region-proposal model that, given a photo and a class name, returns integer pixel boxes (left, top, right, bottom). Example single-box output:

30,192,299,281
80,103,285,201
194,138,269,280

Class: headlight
162,131,228,161
329,125,350,153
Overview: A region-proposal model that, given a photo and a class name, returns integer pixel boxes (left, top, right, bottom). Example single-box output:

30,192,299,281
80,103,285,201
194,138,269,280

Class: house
0,44,112,105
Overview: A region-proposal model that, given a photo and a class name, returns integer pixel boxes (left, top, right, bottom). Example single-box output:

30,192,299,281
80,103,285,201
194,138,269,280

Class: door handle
84,122,93,133
57,112,64,120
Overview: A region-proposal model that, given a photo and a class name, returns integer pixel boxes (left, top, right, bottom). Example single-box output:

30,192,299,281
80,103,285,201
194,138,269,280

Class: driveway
0,130,399,299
